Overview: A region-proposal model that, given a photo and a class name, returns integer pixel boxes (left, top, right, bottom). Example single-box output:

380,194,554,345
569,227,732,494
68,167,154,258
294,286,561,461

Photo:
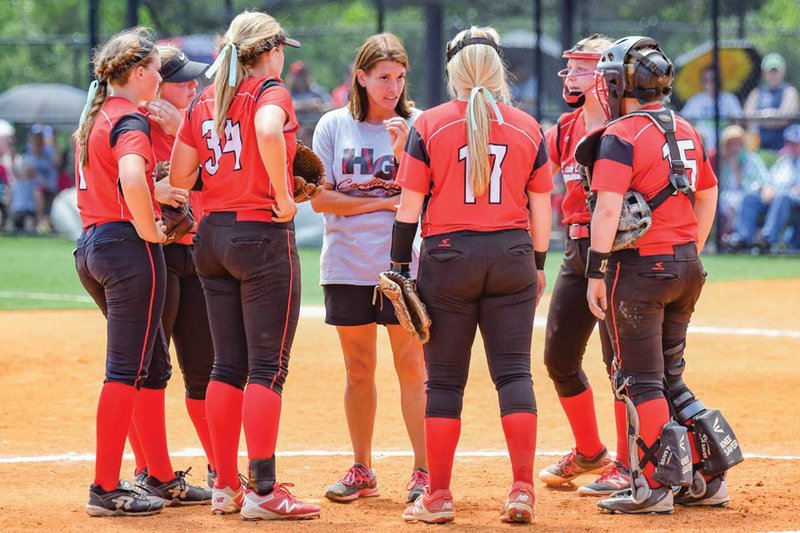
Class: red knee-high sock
95,382,137,492
242,383,282,460
206,380,243,489
133,388,174,482
634,398,670,488
425,418,461,491
185,397,216,472
127,418,147,474
559,388,604,458
614,400,629,468
501,412,537,484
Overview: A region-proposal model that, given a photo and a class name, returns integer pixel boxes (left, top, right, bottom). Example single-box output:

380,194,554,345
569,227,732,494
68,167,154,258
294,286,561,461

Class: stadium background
0,1,798,530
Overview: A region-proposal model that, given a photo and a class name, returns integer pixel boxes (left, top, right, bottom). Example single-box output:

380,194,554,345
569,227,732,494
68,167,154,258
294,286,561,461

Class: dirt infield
1,279,799,531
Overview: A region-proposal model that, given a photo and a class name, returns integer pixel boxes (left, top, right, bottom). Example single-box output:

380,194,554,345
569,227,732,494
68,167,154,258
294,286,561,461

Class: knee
344,352,377,385
394,348,426,385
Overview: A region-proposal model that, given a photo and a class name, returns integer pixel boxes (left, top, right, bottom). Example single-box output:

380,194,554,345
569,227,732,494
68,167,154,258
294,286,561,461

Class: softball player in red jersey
394,27,552,524
123,44,217,493
169,10,320,521
585,37,740,514
311,33,428,505
538,34,632,496
74,28,202,517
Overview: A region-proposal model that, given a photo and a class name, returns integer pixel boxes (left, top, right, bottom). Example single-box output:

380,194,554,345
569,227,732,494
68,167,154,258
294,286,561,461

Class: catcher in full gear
582,36,743,515
393,27,552,524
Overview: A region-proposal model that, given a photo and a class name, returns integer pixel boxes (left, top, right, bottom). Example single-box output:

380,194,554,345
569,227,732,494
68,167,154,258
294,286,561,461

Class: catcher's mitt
292,141,326,202
375,271,431,344
154,160,195,244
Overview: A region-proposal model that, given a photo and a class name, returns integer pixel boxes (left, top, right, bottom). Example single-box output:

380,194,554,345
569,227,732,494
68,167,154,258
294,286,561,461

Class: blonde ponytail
467,90,491,197
74,82,108,166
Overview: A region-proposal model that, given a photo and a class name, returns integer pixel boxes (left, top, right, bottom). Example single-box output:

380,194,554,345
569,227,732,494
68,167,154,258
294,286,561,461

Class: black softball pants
162,243,214,399
544,237,614,398
74,221,171,389
417,229,537,419
192,212,300,394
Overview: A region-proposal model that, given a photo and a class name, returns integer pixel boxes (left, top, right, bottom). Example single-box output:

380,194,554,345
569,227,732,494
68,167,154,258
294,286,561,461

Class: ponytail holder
205,42,238,87
467,86,505,132
78,80,100,126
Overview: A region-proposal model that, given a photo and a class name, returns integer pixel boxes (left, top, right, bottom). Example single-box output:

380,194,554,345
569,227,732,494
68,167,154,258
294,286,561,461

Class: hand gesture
146,99,183,136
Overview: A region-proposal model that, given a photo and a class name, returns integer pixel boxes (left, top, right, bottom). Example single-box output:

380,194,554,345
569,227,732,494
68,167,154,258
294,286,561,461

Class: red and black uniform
74,96,174,490
148,112,213,400
542,109,621,464
176,76,299,492
398,99,551,489
591,105,717,485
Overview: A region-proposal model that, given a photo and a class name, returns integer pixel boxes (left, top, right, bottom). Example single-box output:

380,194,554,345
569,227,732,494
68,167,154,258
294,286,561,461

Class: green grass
0,236,797,311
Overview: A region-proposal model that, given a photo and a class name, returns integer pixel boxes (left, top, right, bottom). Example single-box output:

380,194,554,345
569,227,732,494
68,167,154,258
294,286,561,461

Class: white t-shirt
313,106,422,285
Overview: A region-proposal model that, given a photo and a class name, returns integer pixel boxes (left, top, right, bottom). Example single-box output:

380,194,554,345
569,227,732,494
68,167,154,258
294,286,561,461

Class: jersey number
201,119,243,175
458,143,507,204
661,140,697,190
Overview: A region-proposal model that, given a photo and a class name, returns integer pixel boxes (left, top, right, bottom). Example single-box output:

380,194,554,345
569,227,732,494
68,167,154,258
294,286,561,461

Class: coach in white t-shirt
311,33,428,506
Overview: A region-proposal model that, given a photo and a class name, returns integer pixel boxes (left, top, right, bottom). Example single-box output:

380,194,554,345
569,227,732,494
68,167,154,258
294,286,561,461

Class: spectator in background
55,150,74,192
0,120,17,230
717,125,769,239
330,63,354,108
10,157,42,233
508,61,537,114
25,128,56,231
681,66,742,148
287,60,331,112
743,53,799,151
730,124,800,252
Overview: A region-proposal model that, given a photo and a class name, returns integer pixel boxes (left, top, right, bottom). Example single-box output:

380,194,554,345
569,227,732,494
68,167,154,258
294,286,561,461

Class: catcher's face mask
558,50,602,108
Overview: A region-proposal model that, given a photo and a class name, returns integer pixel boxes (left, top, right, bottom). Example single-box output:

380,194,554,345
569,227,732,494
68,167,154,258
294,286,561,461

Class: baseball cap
160,52,210,83
721,125,746,144
761,53,786,72
784,124,800,144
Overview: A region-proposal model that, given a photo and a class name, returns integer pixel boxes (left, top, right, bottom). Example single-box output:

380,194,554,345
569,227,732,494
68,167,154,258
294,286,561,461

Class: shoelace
172,466,195,491
406,469,429,491
341,465,373,487
273,482,299,502
557,448,579,476
596,465,626,485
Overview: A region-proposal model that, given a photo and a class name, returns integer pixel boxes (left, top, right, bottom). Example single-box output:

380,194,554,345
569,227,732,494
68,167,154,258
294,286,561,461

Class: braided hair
73,27,157,166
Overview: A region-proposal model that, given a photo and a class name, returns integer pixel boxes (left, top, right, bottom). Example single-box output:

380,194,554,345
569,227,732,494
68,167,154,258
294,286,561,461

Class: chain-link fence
0,0,798,251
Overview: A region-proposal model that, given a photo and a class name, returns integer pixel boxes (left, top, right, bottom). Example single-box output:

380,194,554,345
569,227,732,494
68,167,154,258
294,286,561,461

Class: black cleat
85,483,165,517
142,467,212,506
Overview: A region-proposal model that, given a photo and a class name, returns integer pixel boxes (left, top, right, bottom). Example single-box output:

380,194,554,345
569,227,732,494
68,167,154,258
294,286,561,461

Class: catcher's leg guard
665,351,744,477
613,370,691,503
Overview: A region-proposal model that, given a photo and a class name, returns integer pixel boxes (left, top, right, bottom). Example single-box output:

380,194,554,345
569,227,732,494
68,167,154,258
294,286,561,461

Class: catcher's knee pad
689,409,744,476
613,368,664,405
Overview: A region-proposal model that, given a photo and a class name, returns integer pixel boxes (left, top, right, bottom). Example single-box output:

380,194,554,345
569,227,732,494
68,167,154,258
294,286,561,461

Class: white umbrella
0,83,87,125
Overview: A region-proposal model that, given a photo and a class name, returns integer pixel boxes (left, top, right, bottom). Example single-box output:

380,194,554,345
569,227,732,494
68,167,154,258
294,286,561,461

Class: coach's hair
350,33,413,122
73,27,157,166
214,11,285,137
446,26,509,198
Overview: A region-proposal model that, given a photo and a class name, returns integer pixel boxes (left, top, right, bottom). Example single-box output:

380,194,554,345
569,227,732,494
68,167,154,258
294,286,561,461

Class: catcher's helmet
594,36,673,120
558,34,605,108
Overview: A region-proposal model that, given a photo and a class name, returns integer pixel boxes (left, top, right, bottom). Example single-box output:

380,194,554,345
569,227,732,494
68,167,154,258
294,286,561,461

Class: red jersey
545,108,591,225
397,100,552,238
76,97,158,228
177,76,298,216
590,105,717,252
148,112,202,245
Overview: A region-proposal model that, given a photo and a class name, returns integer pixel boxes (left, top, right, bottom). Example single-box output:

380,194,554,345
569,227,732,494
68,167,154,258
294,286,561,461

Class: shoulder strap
186,91,204,120
625,109,695,210
110,113,150,148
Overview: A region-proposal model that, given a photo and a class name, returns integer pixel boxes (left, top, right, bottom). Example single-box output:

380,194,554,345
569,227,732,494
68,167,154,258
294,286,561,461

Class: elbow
255,124,283,142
